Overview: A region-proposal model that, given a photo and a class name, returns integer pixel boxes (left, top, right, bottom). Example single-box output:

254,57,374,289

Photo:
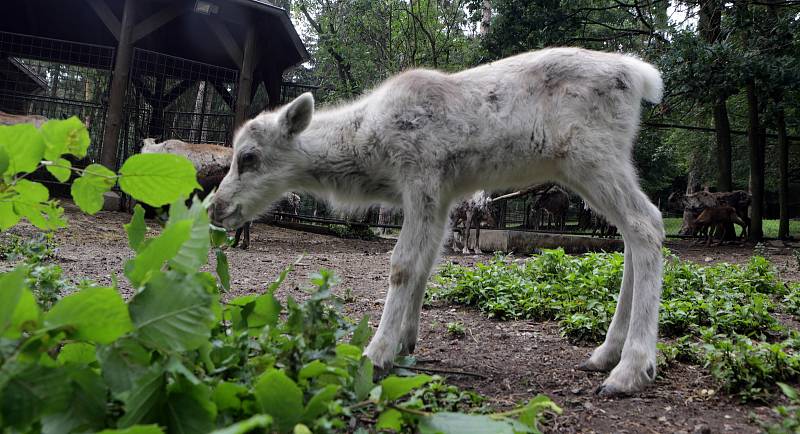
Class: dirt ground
7,203,800,434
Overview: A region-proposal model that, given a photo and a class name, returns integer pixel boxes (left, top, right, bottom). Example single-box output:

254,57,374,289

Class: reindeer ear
280,92,314,136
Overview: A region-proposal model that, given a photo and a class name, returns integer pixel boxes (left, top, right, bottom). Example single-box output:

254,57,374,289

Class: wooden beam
210,81,236,109
162,80,195,106
234,24,257,128
130,76,154,104
85,0,121,41
100,0,137,170
131,3,188,43
206,17,243,67
265,68,282,109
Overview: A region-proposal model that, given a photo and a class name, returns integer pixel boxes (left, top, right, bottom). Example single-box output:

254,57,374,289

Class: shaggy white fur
210,47,665,396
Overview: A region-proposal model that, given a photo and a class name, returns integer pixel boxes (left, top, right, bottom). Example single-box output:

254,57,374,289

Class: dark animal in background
451,191,494,254
141,139,251,249
579,203,617,237
527,185,570,230
669,190,751,239
693,206,748,245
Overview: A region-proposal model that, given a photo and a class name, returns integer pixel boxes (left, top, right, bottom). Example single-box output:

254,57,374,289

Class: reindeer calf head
210,93,315,229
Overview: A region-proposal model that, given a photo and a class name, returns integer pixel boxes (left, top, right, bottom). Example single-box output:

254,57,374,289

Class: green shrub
431,249,799,403
431,250,785,343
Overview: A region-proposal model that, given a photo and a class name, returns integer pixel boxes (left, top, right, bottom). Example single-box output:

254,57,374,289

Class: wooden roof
0,0,308,75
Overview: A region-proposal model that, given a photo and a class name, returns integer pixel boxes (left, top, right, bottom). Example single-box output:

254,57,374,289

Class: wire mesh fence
0,31,114,163
119,48,239,165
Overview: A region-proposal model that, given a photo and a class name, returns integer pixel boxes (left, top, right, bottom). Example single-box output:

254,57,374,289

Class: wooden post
234,24,257,128
100,0,137,169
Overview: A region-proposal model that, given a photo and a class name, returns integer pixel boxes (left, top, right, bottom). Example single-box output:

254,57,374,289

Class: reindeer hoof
595,383,630,398
577,359,610,372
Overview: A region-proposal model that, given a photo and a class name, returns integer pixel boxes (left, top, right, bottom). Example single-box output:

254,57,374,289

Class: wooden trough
469,229,623,254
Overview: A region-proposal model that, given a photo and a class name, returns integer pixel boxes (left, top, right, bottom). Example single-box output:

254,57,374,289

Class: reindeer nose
209,199,229,226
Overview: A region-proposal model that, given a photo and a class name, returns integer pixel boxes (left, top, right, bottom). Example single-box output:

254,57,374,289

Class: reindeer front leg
365,190,448,370
462,209,474,254
473,213,483,254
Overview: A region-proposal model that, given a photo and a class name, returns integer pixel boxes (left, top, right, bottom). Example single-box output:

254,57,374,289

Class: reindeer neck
293,102,371,197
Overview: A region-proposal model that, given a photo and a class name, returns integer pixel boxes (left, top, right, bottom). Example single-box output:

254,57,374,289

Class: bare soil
7,203,800,434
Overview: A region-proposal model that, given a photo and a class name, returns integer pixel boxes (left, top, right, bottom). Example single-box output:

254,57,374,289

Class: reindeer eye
238,152,259,174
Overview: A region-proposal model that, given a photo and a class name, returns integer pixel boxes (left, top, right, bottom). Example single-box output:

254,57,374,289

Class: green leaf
518,395,561,429
13,179,64,230
0,267,34,336
254,369,304,433
376,408,403,432
298,360,328,382
42,367,107,434
4,287,39,338
419,413,515,434
0,201,21,230
124,219,192,287
0,145,9,175
228,291,281,333
216,249,230,290
97,425,164,434
0,123,45,175
0,363,73,429
380,375,433,401
129,271,214,351
335,343,362,362
354,357,374,401
165,389,215,434
778,382,799,401
41,117,90,159
57,343,97,365
118,365,166,428
70,164,117,215
210,415,272,434
350,315,372,348
118,153,200,207
125,204,148,253
165,357,201,385
210,226,229,248
293,425,311,434
167,198,210,274
303,384,339,422
97,338,152,395
46,158,72,182
213,381,248,411
44,287,133,344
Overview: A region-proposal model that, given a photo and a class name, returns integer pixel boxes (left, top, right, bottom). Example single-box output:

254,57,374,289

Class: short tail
621,55,663,104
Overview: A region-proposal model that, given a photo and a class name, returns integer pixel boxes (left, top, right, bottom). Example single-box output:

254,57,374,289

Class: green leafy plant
0,117,200,231
764,383,800,433
431,250,785,344
699,330,800,402
431,249,798,402
446,322,466,338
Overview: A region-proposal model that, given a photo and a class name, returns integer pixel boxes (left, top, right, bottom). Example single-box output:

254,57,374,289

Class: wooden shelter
0,0,309,168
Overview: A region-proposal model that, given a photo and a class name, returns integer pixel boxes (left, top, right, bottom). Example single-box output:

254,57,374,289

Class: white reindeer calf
210,47,664,396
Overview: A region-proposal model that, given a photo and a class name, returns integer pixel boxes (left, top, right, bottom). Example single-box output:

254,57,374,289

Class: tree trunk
190,81,206,143
766,0,790,240
479,0,492,35
699,0,732,192
712,97,732,192
776,100,789,240
746,79,764,241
